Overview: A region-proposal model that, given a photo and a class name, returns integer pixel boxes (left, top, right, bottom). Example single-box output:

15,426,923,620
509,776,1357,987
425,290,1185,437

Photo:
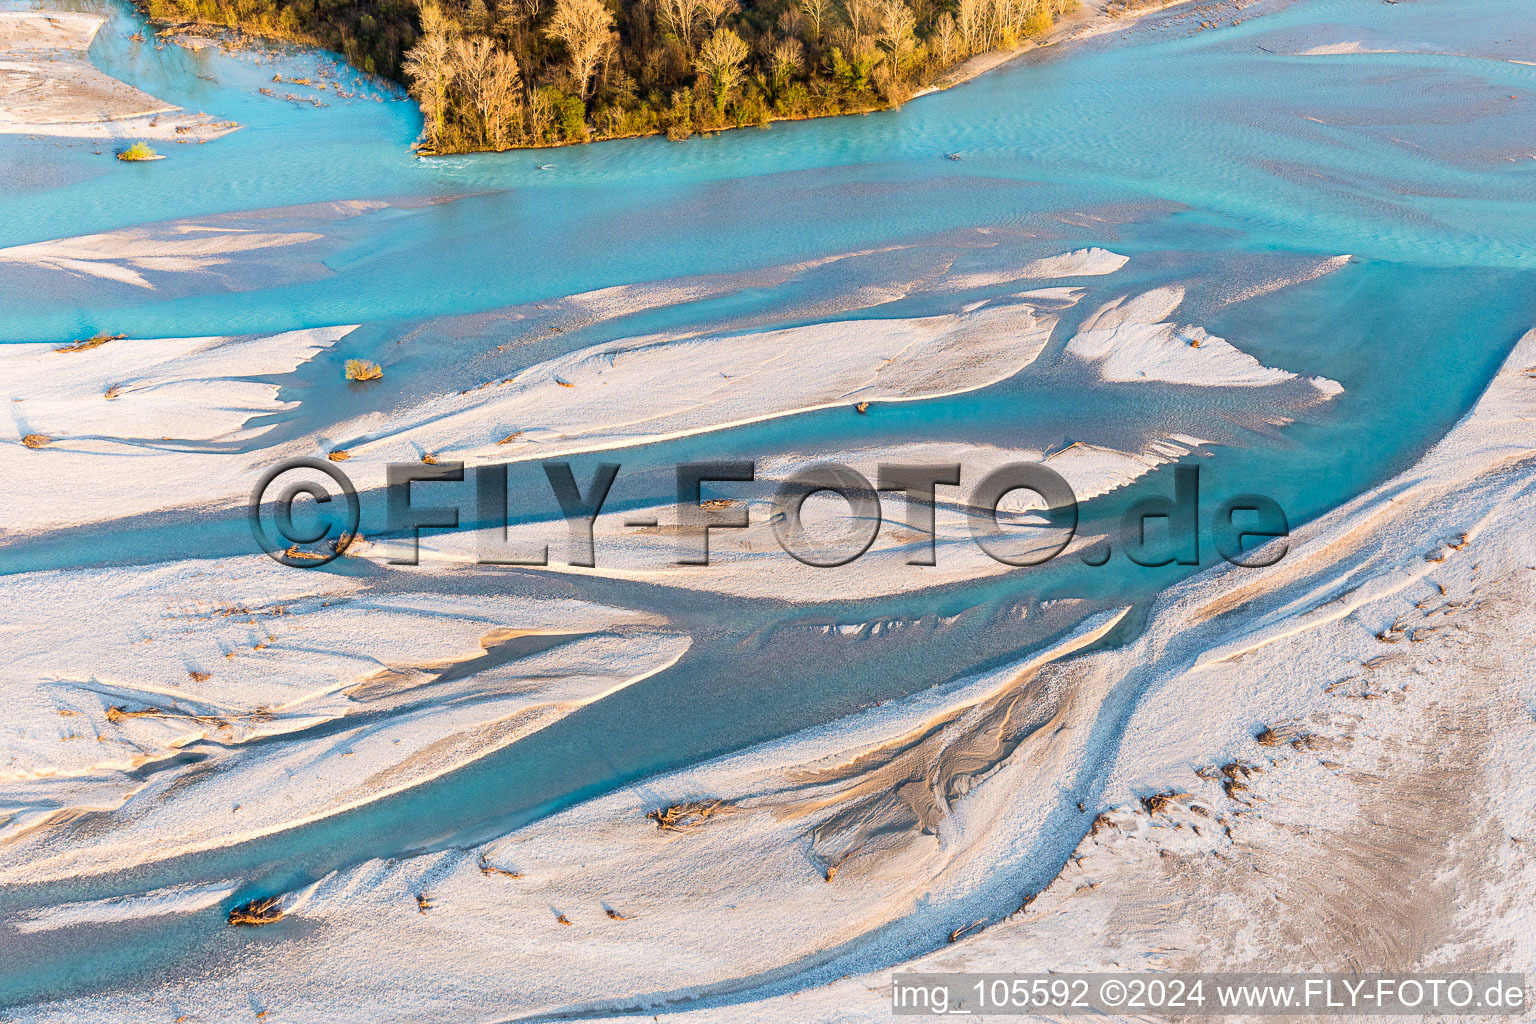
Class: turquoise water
1,0,1534,1009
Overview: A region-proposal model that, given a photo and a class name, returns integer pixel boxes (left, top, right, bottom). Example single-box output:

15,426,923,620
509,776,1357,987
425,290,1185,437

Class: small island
117,141,162,160
139,0,1076,152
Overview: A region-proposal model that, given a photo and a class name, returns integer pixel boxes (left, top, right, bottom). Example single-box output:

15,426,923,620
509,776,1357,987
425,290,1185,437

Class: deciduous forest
142,0,1072,150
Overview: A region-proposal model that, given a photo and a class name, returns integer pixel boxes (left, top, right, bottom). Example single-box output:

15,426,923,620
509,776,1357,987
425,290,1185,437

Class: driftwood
228,896,283,926
948,919,985,943
648,799,730,831
477,853,522,878
1140,791,1189,816
55,333,123,354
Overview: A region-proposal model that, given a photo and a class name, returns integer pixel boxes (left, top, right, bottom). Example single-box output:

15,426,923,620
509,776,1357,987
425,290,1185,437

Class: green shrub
556,93,587,143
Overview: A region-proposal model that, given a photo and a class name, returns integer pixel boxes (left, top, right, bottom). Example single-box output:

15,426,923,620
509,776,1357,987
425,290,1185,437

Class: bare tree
876,0,916,77
547,0,615,98
932,10,958,66
842,0,878,38
696,0,739,32
770,36,804,91
464,0,493,32
451,36,524,147
450,35,494,143
528,85,556,139
798,0,830,42
776,6,802,38
956,0,982,54
694,26,749,107
404,2,456,149
485,50,524,145
657,0,705,51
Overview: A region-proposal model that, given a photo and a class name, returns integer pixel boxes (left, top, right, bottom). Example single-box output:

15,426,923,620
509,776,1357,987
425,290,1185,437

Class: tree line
140,0,1072,151
142,0,419,78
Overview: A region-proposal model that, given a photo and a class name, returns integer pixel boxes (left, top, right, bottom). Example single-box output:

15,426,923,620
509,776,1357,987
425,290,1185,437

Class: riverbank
8,316,1529,1021
0,11,237,142
133,0,1210,156
470,0,1213,154
4,0,1534,1014
922,0,1265,98
0,0,1210,155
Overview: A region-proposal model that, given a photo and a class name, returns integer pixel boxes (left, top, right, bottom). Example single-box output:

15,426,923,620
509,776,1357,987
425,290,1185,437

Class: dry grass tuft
327,449,351,462
344,359,384,382
189,670,211,683
1220,761,1263,801
21,434,50,449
